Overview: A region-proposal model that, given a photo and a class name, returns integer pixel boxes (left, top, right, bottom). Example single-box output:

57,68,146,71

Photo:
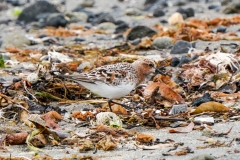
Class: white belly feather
78,81,135,99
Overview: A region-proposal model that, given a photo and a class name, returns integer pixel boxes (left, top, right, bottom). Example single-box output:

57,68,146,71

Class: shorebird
63,58,165,110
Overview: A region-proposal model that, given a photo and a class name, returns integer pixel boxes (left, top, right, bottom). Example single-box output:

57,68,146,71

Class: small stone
65,12,88,22
125,8,141,16
170,40,191,54
208,4,220,10
3,54,10,60
74,37,86,42
191,93,214,107
189,154,215,160
216,26,227,33
170,57,180,67
17,1,59,24
80,0,95,8
153,8,165,17
127,26,156,41
2,32,31,48
114,21,129,33
45,13,68,27
92,12,115,25
131,38,141,46
185,8,194,17
178,55,192,66
152,36,172,49
97,22,116,33
13,77,22,83
168,12,184,25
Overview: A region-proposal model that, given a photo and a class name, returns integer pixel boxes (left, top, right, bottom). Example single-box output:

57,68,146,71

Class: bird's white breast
78,81,135,99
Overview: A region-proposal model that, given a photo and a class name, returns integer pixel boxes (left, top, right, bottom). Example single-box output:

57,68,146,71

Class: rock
170,57,180,67
45,13,68,27
176,7,194,19
65,12,88,23
168,12,184,25
80,0,95,8
114,21,129,33
17,1,59,24
152,36,172,49
191,93,214,107
208,4,220,10
125,8,141,16
92,12,115,25
144,0,158,6
185,8,195,17
1,32,31,48
178,55,192,67
153,8,165,17
127,26,156,41
216,26,227,33
131,38,141,45
170,40,191,54
97,22,117,33
74,37,86,42
189,154,215,160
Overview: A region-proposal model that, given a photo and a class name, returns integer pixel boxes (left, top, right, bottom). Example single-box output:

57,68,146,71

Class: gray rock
153,8,165,17
125,8,141,16
45,13,68,27
17,1,59,24
97,22,117,33
1,32,31,48
189,154,215,160
127,26,156,41
65,12,88,22
80,0,95,8
152,36,172,49
170,40,192,54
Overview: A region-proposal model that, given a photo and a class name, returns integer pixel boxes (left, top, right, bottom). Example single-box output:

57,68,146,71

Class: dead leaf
29,133,47,148
72,111,94,121
191,101,229,114
96,135,117,151
6,132,28,145
40,111,62,129
169,121,194,133
110,104,129,115
136,133,154,143
144,82,185,104
79,139,95,152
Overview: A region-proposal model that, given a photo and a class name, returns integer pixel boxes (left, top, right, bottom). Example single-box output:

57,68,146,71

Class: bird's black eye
149,63,154,67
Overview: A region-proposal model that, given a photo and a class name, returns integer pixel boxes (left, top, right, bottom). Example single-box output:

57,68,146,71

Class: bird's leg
108,99,132,111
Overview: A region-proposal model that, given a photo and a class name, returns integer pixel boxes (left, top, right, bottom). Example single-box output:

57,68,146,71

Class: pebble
1,32,31,48
178,55,192,67
125,8,141,16
65,12,88,22
153,8,165,17
17,1,59,24
114,21,129,33
168,12,184,25
92,12,115,25
80,0,95,8
130,38,141,46
170,40,192,54
216,26,227,33
170,57,180,67
152,36,172,49
127,25,156,41
97,22,117,33
192,93,214,106
45,13,68,27
77,62,93,71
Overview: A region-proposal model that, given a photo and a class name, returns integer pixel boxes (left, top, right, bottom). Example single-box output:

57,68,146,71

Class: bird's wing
64,63,132,85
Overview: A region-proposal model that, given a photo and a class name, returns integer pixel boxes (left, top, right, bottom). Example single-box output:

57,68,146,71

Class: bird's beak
155,68,166,76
